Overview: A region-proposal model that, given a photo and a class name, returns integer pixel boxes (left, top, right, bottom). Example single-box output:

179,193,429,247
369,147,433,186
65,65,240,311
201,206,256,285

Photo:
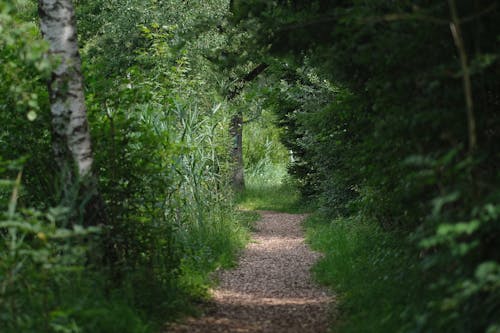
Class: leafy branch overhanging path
167,211,334,333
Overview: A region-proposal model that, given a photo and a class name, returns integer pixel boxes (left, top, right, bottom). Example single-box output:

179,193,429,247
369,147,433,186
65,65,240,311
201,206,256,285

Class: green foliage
75,2,252,327
237,179,305,213
1,0,255,331
235,0,500,331
243,108,289,179
0,2,55,207
236,162,310,213
237,97,308,212
3,0,499,331
0,160,101,333
306,214,425,333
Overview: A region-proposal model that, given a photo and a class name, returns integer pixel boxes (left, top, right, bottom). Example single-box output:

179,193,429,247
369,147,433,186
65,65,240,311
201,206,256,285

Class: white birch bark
38,0,94,181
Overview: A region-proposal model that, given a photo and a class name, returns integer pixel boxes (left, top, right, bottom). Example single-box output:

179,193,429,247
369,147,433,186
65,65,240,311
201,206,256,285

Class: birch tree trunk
38,0,102,222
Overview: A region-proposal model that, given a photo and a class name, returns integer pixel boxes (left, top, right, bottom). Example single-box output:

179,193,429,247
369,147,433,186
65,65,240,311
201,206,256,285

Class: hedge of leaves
232,0,500,331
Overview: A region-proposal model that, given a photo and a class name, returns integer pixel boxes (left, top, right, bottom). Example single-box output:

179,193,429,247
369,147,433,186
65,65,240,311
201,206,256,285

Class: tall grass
305,214,427,333
93,99,255,326
0,5,256,332
0,98,255,332
238,108,311,213
238,106,427,332
237,164,308,213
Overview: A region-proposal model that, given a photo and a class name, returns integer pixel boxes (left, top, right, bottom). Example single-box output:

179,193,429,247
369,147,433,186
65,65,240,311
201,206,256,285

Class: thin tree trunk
230,111,244,191
39,0,104,224
448,0,478,153
227,63,268,190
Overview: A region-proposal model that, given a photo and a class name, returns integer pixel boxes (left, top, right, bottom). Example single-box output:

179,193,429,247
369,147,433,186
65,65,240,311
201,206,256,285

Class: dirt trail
166,211,333,333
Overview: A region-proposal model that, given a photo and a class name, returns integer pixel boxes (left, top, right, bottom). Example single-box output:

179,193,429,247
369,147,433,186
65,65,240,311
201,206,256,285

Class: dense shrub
1,1,251,332
233,0,500,331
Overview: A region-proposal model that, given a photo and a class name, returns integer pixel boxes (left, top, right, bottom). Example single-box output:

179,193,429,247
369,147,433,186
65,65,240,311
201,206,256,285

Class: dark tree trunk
230,111,244,191
227,63,269,190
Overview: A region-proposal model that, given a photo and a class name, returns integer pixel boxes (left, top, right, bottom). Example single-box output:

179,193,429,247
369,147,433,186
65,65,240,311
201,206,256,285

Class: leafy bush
0,159,101,333
1,1,252,331
237,0,500,331
306,214,425,333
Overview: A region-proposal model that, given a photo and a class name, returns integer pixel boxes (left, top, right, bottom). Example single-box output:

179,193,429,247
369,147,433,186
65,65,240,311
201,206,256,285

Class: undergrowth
305,214,428,333
0,4,261,332
0,179,257,333
237,165,312,214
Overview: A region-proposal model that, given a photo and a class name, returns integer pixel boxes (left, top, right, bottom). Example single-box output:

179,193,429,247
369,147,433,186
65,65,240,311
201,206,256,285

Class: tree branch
460,2,497,24
242,114,261,125
448,0,477,153
366,3,496,26
276,16,336,32
228,63,269,100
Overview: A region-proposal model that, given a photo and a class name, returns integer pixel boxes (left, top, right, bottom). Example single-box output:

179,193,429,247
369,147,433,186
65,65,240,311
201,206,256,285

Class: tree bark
228,63,269,100
39,0,103,223
227,63,268,190
230,111,245,191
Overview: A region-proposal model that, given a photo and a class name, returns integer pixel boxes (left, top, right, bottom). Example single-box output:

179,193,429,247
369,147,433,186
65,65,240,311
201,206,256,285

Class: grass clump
305,214,426,333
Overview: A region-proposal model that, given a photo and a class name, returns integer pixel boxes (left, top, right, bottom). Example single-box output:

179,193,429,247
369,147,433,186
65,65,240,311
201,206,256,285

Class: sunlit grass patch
237,164,310,213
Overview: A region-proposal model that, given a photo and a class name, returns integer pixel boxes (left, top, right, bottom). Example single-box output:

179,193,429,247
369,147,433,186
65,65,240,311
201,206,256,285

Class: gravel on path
166,210,334,333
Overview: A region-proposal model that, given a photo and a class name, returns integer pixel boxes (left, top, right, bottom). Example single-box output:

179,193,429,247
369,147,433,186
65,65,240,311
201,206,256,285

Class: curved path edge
166,210,334,333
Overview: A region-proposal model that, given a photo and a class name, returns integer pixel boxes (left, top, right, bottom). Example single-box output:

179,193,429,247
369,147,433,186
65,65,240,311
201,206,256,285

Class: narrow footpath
167,211,333,333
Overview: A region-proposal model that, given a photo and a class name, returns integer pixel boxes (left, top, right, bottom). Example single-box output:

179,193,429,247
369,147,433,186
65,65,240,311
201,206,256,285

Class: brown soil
166,211,334,333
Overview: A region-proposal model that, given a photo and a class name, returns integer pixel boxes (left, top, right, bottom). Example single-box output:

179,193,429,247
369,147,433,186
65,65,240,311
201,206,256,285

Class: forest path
167,211,333,333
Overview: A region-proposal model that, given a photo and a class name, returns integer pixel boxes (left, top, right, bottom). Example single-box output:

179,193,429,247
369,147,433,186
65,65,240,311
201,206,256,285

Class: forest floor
166,210,334,333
